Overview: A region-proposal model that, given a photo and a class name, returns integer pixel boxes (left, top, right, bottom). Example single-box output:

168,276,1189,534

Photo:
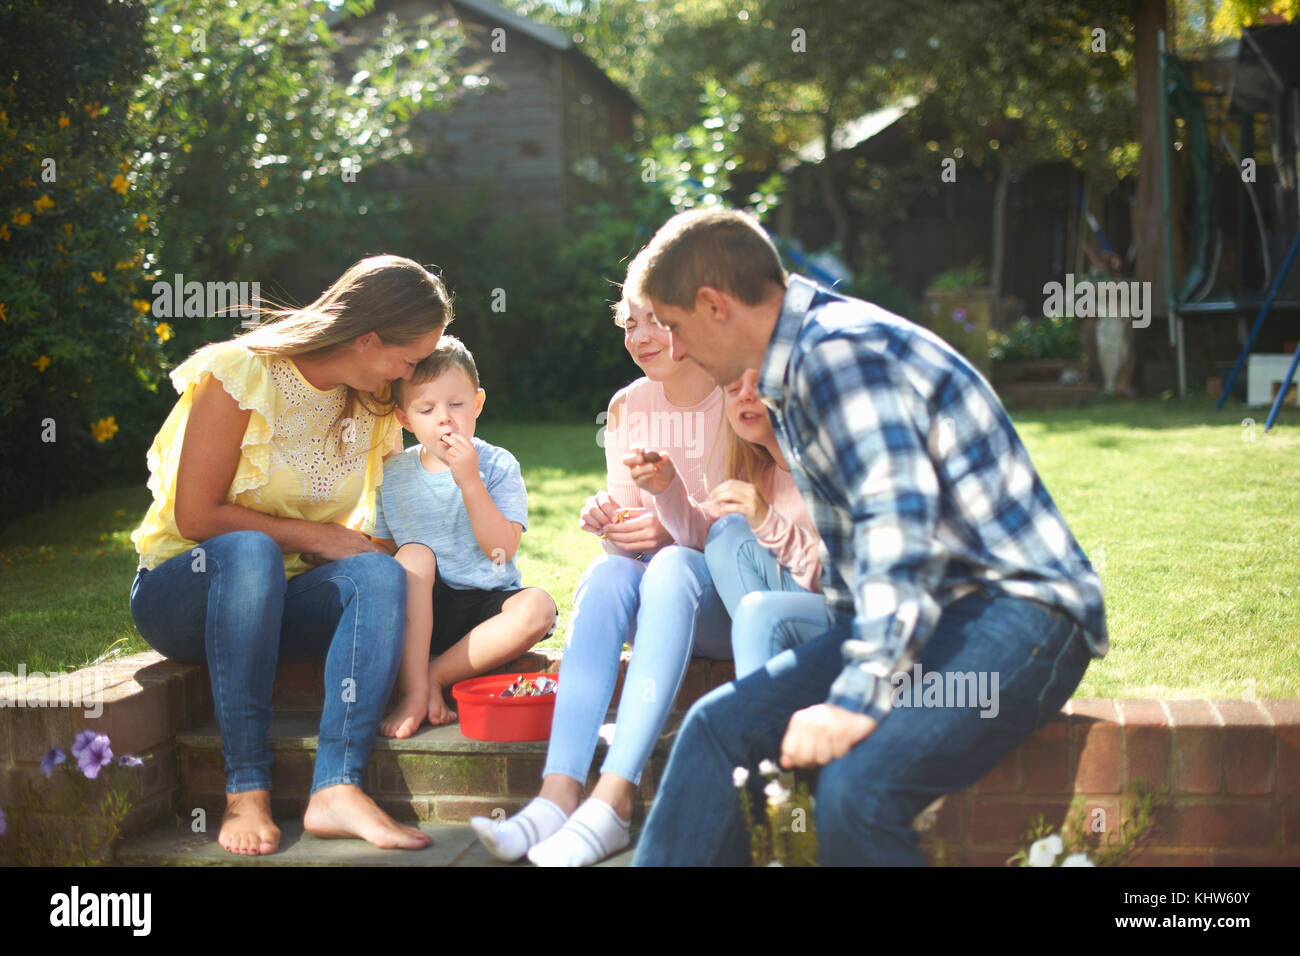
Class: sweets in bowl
451,672,559,741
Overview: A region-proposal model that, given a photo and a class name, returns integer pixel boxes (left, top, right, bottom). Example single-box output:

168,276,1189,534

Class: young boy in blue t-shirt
365,335,557,739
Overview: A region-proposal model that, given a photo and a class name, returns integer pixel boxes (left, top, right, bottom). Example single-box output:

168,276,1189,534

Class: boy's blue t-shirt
364,438,527,591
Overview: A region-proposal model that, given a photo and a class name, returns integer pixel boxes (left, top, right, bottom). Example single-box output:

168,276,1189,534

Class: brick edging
2,653,1298,865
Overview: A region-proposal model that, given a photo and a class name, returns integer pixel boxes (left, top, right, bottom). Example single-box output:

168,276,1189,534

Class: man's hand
709,479,769,529
441,433,480,488
779,703,877,769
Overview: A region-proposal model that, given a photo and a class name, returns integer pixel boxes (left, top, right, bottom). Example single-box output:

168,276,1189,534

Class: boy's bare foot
380,692,428,739
303,784,432,849
427,678,457,725
219,790,280,856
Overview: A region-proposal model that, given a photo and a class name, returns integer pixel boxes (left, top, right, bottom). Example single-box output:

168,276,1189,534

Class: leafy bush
843,266,919,322
987,313,1083,362
929,259,987,292
132,0,467,365
0,0,165,528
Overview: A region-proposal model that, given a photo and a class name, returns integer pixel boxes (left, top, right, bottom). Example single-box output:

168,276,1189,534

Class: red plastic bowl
451,673,558,742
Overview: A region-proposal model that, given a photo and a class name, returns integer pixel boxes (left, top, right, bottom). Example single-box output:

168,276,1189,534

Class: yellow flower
85,102,101,118
58,114,69,128
34,355,51,372
0,224,9,242
155,322,174,343
0,303,7,323
119,156,131,174
56,242,66,253
33,194,54,213
12,211,31,226
18,177,35,188
91,416,119,443
63,223,73,235
134,213,149,232
115,259,133,271
90,271,106,283
132,298,152,315
110,173,128,195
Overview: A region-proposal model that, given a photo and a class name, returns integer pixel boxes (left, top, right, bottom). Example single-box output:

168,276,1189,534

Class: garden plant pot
923,287,994,381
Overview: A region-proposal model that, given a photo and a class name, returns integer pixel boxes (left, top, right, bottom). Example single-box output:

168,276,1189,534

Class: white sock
526,797,630,867
470,797,568,862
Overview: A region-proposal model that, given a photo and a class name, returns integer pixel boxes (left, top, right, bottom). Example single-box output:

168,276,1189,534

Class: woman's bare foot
303,783,432,849
380,692,428,739
219,790,280,856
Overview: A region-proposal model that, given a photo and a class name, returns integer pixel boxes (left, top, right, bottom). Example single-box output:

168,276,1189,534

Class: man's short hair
391,333,479,409
632,208,787,311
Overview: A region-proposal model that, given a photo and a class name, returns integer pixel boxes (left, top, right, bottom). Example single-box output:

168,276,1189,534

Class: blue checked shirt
759,275,1107,724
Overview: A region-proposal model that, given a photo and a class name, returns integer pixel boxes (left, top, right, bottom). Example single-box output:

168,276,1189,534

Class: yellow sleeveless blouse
130,340,403,580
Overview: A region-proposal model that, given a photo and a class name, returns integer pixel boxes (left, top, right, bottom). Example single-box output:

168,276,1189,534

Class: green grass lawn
2,399,1298,699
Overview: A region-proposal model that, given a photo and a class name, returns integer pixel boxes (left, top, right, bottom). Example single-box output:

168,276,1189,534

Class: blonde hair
613,246,652,328
220,254,453,454
723,417,777,498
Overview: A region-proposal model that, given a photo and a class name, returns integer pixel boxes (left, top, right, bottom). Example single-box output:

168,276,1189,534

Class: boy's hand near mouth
441,432,480,488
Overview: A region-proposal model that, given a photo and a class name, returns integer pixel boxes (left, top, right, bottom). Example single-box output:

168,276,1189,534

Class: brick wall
2,653,1296,865
928,698,1300,865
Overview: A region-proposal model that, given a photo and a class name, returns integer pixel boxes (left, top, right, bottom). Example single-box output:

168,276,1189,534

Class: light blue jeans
129,530,406,795
705,513,830,678
542,546,732,787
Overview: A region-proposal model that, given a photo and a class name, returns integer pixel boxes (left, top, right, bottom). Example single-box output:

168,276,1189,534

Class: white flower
1060,853,1095,867
732,766,749,788
1027,834,1064,867
764,779,791,806
758,759,778,777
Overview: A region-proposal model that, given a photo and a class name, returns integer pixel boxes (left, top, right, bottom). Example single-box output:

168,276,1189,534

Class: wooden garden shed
343,0,638,229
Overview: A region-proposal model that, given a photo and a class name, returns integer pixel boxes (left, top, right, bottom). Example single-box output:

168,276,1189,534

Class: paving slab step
175,711,681,824
117,818,635,867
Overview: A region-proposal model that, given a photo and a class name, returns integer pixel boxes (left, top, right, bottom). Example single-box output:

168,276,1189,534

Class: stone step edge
115,818,637,867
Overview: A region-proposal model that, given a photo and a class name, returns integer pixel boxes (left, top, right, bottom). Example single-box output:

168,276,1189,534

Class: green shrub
928,259,987,292
987,313,1083,362
0,0,165,528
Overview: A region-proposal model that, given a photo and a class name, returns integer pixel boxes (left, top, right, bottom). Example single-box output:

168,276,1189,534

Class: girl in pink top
703,368,833,677
471,274,730,867
653,367,831,677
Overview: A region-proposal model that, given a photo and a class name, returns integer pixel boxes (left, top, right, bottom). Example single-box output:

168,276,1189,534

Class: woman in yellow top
129,255,449,856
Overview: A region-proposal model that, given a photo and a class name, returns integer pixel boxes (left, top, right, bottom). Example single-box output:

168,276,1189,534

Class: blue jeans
129,530,406,795
705,514,830,678
632,592,1093,865
543,547,732,787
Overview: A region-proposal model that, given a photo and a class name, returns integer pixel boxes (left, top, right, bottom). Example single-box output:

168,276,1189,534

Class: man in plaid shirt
627,208,1107,866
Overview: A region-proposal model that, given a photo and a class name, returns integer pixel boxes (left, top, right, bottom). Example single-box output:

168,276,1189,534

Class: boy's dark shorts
429,566,554,655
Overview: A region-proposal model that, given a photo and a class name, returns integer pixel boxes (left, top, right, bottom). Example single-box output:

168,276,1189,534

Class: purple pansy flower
41,748,66,779
117,755,143,768
72,730,113,780
952,307,967,322
964,321,977,332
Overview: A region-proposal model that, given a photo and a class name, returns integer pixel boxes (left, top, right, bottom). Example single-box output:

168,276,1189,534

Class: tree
131,0,467,358
0,0,160,522
902,0,1137,322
